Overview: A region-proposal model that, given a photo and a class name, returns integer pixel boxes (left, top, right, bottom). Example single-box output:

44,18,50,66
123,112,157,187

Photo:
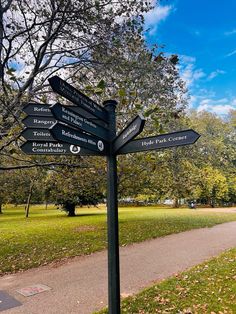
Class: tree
46,160,106,216
0,170,9,212
1,1,191,214
87,34,187,132
118,110,236,207
197,166,228,207
0,0,152,169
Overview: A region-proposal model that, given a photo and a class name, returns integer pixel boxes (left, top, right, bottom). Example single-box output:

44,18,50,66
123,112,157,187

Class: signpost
20,76,201,314
50,122,108,153
22,103,108,128
48,75,109,121
22,116,56,128
21,128,56,141
118,129,200,154
21,141,104,156
50,103,109,141
113,114,146,153
22,103,52,116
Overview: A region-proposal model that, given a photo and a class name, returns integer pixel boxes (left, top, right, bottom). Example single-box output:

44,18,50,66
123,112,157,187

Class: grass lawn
1,205,236,275
96,248,236,314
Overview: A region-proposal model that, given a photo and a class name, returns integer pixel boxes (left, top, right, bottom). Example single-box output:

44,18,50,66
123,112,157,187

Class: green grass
1,205,236,275
96,248,236,314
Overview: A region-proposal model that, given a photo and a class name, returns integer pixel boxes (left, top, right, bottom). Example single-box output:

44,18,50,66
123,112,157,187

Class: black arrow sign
113,114,145,153
22,103,108,128
22,103,52,116
50,123,108,153
118,129,200,155
21,128,56,141
50,103,109,141
22,116,56,128
48,76,109,122
21,141,105,156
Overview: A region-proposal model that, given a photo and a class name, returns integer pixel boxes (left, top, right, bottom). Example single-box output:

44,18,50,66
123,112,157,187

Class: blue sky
144,0,236,116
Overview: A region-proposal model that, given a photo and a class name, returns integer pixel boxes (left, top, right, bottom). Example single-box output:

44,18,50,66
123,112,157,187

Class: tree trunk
64,202,76,217
25,182,34,218
0,203,2,214
211,199,215,208
173,198,179,208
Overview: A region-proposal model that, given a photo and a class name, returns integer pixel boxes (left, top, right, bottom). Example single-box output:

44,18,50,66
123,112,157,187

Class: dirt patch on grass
74,225,98,232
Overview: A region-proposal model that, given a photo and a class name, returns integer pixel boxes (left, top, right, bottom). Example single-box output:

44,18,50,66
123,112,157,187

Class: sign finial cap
103,100,117,109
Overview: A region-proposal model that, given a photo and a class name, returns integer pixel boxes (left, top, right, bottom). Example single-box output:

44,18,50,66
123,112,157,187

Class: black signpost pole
104,100,120,314
21,77,201,314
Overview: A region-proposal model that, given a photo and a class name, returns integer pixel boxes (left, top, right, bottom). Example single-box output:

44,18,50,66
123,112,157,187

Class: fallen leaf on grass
178,307,192,314
154,296,170,305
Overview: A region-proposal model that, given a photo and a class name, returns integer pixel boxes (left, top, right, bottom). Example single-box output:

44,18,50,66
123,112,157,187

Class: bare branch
0,161,92,171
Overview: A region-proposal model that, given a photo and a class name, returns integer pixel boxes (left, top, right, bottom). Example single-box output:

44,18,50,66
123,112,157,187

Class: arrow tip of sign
48,75,60,86
192,129,201,137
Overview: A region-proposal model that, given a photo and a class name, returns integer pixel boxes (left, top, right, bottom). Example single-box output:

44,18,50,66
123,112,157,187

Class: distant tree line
0,109,235,216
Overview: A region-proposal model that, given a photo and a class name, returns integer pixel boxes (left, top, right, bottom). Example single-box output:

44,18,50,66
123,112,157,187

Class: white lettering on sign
88,139,96,145
84,118,96,129
33,131,51,137
62,130,88,143
61,106,97,129
33,119,54,126
59,81,102,113
141,139,154,147
31,142,66,153
168,135,187,142
122,124,137,140
155,137,167,144
34,107,50,113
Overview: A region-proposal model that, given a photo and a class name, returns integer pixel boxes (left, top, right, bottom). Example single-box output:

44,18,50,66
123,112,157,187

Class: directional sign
48,76,109,122
50,123,108,153
21,141,105,156
50,103,109,141
22,116,56,128
113,114,145,153
22,103,108,128
118,129,200,154
21,128,56,141
22,103,52,116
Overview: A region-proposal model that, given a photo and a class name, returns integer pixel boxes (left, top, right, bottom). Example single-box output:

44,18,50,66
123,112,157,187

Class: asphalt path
1,221,236,314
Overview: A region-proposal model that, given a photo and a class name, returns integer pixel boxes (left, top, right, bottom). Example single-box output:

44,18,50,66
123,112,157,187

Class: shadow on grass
75,212,106,217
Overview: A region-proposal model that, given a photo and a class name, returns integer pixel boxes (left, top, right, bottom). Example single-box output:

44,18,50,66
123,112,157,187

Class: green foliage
0,0,154,169
87,33,187,133
117,110,236,207
197,166,228,205
0,168,45,206
45,164,106,215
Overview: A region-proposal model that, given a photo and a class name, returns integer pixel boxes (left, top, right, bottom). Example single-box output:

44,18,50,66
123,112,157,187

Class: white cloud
207,69,225,80
189,95,197,108
226,49,236,57
144,5,173,35
224,29,236,36
180,55,196,63
197,98,236,115
178,55,206,87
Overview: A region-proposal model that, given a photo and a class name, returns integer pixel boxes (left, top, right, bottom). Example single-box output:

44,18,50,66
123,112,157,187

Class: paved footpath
1,221,236,314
